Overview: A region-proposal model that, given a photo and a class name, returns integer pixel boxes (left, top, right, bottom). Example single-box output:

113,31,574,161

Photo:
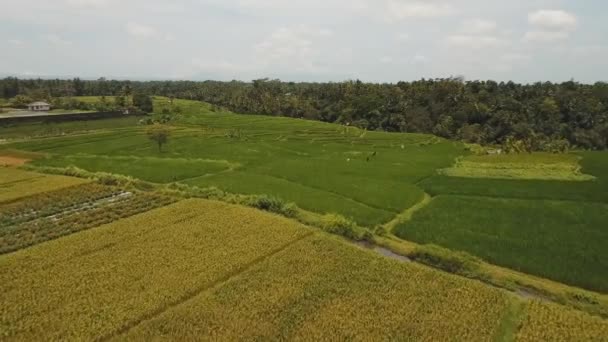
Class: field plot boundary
383,192,431,233
103,232,315,341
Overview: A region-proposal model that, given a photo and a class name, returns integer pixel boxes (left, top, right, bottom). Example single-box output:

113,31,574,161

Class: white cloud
379,56,393,64
528,10,577,31
65,0,111,8
501,53,531,63
462,19,497,34
125,22,174,41
523,30,569,43
446,35,506,49
253,26,332,72
397,33,410,42
411,54,427,64
42,34,73,46
524,10,577,44
8,39,25,46
191,59,249,73
490,53,531,73
126,22,158,39
385,1,454,21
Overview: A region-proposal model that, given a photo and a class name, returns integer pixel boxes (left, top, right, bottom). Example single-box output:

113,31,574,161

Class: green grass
394,195,608,292
3,98,461,226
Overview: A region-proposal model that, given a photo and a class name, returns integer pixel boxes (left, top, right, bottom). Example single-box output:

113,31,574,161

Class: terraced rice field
7,99,461,226
2,97,608,298
0,167,89,203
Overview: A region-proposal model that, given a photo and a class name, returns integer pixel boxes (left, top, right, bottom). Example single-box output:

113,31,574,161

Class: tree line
1,77,607,150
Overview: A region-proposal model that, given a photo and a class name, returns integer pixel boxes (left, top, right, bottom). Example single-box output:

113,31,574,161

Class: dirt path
382,192,432,234
355,241,412,262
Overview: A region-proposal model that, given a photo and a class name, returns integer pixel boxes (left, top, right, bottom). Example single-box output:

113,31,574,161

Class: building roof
28,101,50,106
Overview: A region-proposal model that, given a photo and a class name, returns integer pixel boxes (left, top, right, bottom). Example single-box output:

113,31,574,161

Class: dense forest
1,77,607,150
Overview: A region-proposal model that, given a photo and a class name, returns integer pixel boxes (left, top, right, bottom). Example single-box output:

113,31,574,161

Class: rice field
5,99,462,226
123,234,509,341
0,167,89,203
394,195,608,292
439,153,595,181
0,182,175,254
1,199,605,340
516,301,608,341
0,97,608,341
0,199,311,340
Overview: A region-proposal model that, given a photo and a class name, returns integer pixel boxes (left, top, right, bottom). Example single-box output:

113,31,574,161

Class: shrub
245,195,297,218
373,225,389,237
320,213,363,240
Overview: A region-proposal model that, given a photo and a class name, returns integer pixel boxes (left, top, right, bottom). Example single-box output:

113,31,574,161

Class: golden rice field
2,198,606,341
0,167,89,203
0,199,310,340
516,301,608,341
123,234,509,341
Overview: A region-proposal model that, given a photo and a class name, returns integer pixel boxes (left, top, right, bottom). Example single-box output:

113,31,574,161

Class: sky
1,0,607,83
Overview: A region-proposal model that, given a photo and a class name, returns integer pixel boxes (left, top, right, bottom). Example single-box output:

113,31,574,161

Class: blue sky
1,0,606,83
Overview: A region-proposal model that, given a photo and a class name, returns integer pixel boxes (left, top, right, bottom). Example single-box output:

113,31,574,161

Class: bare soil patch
0,156,30,167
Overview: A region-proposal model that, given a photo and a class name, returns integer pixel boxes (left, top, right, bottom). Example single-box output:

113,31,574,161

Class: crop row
0,183,122,227
0,199,311,340
516,301,608,341
123,234,509,341
0,191,176,254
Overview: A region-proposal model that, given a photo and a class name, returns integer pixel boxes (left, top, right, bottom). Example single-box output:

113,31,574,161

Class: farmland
7,98,460,226
1,96,607,339
394,195,608,291
2,198,606,340
0,180,175,254
0,167,89,203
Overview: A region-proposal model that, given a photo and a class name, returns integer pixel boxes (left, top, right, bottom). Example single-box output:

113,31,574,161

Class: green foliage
10,94,33,108
245,195,298,218
3,77,608,149
133,93,153,113
146,124,171,151
320,213,365,240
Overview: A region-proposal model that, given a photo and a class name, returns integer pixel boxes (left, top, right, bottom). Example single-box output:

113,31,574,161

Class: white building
27,101,51,111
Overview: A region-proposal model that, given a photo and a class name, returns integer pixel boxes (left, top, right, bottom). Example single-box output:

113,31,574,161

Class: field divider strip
383,192,432,234
98,231,315,341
